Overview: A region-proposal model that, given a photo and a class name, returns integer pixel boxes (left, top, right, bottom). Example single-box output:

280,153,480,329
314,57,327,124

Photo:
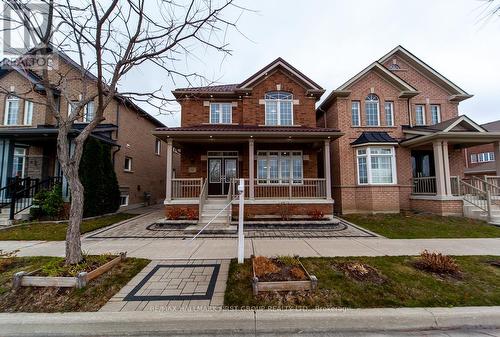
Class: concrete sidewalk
1,237,500,259
0,306,498,336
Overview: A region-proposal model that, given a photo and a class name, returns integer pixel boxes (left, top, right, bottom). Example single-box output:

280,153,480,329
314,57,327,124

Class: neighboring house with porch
153,58,342,228
317,45,500,221
0,50,166,220
464,120,500,177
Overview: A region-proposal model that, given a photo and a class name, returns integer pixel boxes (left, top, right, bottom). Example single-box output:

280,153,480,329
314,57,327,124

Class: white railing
234,178,327,199
412,176,436,195
485,176,500,195
171,178,203,199
458,178,492,217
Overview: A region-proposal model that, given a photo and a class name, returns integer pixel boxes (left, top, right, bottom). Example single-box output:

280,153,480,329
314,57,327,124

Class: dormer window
210,103,232,124
265,91,293,126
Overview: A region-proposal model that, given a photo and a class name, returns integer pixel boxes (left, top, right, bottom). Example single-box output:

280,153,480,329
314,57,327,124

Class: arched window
4,95,19,125
264,91,293,126
365,94,380,126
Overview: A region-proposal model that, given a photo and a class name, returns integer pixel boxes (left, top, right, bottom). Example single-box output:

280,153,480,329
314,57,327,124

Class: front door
207,156,238,196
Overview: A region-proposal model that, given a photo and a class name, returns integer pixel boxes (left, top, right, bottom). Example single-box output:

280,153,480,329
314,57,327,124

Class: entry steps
184,198,236,234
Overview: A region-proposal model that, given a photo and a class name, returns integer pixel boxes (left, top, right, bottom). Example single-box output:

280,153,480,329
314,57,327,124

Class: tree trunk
65,166,84,264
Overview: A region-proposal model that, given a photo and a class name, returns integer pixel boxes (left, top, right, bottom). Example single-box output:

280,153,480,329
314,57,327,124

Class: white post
433,141,445,196
442,141,452,196
237,178,245,264
248,139,255,200
165,138,173,202
324,139,332,199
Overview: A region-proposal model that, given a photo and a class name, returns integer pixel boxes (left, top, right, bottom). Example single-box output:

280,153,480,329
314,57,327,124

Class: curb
0,307,498,336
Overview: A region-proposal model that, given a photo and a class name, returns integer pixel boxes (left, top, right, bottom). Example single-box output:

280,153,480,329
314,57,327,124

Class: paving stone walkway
100,259,229,312
87,210,376,239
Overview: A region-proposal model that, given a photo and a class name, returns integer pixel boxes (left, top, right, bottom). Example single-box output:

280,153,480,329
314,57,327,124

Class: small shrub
278,203,291,221
414,250,461,276
309,209,325,220
42,184,64,218
0,249,18,272
167,208,183,220
184,208,197,220
290,266,306,280
253,256,280,278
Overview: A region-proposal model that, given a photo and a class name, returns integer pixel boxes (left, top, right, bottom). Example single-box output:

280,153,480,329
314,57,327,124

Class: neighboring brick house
154,58,342,224
0,50,166,211
464,120,500,176
317,45,500,216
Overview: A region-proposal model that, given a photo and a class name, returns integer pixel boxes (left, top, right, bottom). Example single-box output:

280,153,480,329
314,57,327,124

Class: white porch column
441,141,452,196
165,138,173,202
324,139,332,200
248,139,255,200
433,141,446,196
494,141,500,176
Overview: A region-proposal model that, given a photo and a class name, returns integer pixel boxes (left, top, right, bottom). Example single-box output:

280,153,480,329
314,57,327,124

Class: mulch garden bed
253,256,307,282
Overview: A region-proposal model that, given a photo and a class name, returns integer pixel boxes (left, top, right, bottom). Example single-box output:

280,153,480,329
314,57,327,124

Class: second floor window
265,91,293,126
365,94,379,126
4,96,19,125
210,103,232,124
430,105,441,125
415,105,426,125
24,100,34,125
124,156,133,171
471,152,495,163
155,139,161,155
84,101,95,122
384,101,394,126
351,101,360,126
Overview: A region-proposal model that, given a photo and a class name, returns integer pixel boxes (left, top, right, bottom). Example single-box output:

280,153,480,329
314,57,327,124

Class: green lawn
224,256,500,308
0,254,149,312
0,213,136,241
343,213,500,239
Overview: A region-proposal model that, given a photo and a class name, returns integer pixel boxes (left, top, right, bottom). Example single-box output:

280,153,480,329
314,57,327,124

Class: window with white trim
23,100,34,125
470,154,477,163
209,103,232,124
264,91,293,126
4,96,19,125
351,101,360,126
356,147,397,185
84,101,95,122
430,105,441,125
384,101,394,126
257,151,303,184
124,156,133,171
68,101,78,117
155,139,161,155
365,94,379,126
415,105,426,125
477,152,495,163
119,194,129,207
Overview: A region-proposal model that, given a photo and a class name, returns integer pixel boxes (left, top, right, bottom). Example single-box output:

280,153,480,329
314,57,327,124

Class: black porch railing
0,176,62,220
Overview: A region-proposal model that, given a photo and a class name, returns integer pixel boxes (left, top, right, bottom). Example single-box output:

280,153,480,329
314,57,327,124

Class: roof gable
378,45,472,100
237,57,324,94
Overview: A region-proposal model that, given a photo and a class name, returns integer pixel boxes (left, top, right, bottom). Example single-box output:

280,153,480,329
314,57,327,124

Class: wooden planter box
12,252,126,289
251,257,317,296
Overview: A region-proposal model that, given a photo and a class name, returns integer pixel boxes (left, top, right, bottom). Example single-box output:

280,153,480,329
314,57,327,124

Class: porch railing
412,176,436,195
171,178,203,199
233,178,327,199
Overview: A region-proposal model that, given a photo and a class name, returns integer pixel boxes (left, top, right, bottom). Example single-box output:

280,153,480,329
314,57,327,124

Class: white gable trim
443,115,487,133
238,60,323,91
379,46,469,95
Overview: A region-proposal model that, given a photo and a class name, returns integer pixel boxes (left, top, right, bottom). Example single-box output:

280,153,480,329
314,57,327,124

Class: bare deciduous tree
1,0,243,264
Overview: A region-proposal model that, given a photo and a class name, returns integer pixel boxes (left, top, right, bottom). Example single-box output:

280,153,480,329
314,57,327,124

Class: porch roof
350,131,398,147
153,124,343,142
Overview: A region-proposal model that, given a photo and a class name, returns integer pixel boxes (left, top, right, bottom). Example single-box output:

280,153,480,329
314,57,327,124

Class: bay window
4,96,19,125
356,147,397,185
365,94,380,126
264,91,293,126
210,103,232,124
257,151,303,184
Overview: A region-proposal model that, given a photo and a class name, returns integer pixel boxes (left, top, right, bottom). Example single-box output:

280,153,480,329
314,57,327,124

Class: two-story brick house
153,58,342,226
318,45,500,216
0,50,166,213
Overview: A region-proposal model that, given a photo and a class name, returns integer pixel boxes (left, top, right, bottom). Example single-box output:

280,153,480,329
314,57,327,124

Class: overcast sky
139,0,499,127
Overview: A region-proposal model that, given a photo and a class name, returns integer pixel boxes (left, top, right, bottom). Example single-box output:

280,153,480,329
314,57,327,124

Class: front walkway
100,259,229,312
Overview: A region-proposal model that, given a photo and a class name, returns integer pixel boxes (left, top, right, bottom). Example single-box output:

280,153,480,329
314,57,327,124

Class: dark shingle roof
156,124,340,133
173,84,239,94
482,120,500,132
350,132,398,146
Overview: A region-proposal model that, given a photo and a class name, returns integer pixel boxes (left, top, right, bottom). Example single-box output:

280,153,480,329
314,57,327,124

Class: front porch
154,125,342,226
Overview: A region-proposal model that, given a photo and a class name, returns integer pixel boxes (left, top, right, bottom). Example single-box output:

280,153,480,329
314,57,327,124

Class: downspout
407,98,413,128
316,106,328,128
